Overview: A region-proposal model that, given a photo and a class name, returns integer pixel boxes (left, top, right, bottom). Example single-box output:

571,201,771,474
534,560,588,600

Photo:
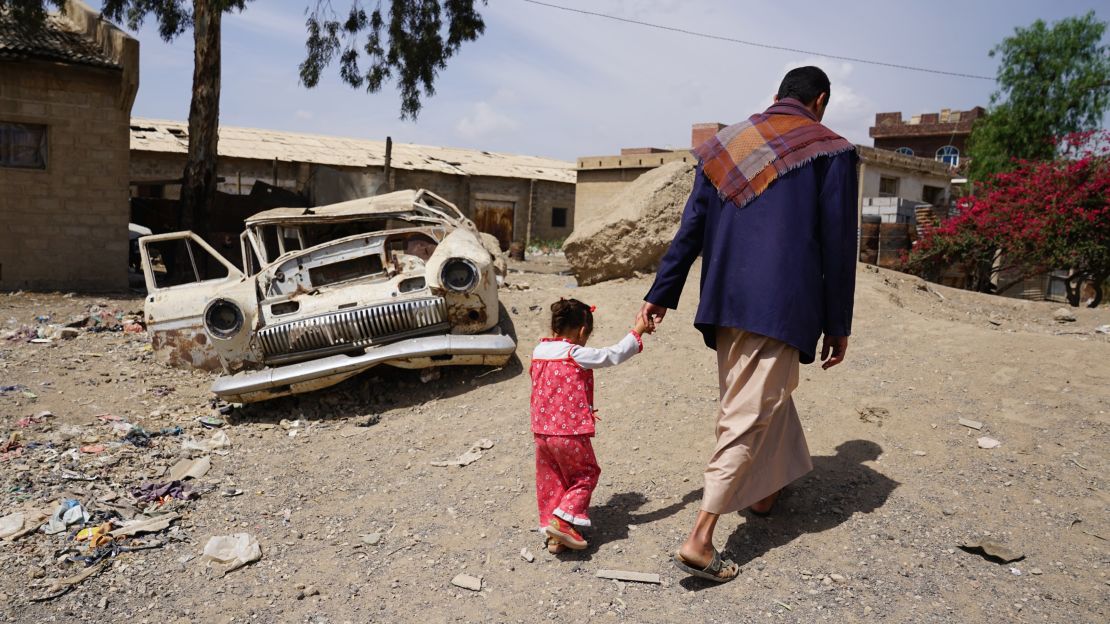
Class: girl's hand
633,316,652,336
592,410,601,422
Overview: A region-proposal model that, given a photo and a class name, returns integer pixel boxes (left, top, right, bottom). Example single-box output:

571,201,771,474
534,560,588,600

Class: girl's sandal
545,536,565,554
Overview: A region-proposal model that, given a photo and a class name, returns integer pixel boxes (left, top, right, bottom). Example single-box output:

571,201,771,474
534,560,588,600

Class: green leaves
299,0,486,119
968,12,1110,181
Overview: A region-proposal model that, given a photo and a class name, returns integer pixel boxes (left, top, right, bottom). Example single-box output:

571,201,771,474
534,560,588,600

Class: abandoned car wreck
138,189,516,403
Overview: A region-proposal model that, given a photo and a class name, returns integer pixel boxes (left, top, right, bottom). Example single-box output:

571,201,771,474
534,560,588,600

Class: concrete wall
860,162,950,204
129,151,575,247
0,61,132,291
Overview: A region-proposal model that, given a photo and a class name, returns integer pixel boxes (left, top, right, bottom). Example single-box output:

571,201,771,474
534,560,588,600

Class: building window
922,185,946,206
894,147,914,156
936,145,959,166
0,122,48,169
879,176,900,198
551,207,568,228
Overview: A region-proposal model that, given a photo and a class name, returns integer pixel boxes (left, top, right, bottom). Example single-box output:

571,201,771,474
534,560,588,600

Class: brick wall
0,61,131,291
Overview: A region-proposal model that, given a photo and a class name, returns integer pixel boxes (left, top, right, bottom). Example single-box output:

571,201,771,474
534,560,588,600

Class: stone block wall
0,62,131,291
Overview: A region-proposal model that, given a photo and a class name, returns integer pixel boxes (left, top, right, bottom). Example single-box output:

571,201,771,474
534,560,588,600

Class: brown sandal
673,549,740,583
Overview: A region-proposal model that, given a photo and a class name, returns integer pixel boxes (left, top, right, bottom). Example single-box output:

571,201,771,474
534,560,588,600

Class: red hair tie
589,305,597,312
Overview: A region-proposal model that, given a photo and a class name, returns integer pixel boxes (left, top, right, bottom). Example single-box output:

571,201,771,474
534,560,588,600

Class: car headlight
204,298,244,339
440,258,479,293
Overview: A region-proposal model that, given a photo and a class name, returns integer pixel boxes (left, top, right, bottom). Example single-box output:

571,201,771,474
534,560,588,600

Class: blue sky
88,0,1109,161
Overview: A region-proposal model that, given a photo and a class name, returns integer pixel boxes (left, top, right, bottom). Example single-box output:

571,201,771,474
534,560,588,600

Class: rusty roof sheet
0,7,119,69
130,118,576,184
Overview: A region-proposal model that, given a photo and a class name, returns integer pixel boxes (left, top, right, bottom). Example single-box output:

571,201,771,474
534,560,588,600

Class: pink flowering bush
906,130,1110,306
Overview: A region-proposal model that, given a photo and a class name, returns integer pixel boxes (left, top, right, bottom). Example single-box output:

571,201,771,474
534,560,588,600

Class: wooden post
384,136,393,192
525,178,536,248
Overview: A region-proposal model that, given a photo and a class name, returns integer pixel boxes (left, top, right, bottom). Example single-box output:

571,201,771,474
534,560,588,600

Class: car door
139,231,250,371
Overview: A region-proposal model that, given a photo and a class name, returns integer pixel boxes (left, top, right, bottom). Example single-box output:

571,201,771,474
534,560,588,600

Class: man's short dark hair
776,66,831,105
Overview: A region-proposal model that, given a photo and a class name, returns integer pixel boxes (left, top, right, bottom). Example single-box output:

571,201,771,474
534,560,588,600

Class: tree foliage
300,0,486,119
968,12,1110,181
907,131,1110,307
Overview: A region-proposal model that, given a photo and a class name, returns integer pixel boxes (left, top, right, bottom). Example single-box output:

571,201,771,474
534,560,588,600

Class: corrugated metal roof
129,118,576,184
0,7,119,69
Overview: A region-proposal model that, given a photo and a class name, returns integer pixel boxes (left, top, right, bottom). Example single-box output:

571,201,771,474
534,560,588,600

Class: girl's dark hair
550,298,593,337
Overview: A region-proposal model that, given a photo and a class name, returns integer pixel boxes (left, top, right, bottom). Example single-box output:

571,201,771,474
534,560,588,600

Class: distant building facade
0,1,138,291
129,121,576,251
868,107,986,168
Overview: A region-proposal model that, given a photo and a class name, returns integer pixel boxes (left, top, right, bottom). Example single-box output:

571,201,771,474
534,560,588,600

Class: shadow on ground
678,440,899,590
227,354,525,423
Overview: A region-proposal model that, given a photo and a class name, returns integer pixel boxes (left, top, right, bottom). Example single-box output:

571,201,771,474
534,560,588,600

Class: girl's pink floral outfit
530,332,642,530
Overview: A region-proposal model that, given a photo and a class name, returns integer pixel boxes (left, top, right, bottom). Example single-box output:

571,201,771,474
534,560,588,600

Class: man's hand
637,302,668,333
821,335,849,370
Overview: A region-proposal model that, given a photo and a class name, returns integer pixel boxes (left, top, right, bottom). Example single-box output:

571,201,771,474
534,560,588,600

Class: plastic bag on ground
41,499,89,535
202,533,261,574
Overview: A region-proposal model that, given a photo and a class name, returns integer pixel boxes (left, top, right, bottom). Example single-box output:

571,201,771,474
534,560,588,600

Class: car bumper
211,330,516,402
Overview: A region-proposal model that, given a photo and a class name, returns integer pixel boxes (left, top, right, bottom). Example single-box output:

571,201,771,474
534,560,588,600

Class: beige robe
701,327,812,514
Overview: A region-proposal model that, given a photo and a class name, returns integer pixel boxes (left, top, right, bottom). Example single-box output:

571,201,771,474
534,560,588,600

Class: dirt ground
1,258,1108,624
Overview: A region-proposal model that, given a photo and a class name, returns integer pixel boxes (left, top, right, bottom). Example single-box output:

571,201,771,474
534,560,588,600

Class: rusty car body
138,189,515,402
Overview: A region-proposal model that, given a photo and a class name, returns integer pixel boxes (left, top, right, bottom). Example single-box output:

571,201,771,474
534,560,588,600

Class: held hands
821,335,849,370
637,302,668,334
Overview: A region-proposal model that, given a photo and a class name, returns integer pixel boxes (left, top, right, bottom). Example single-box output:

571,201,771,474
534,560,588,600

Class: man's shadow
682,439,898,589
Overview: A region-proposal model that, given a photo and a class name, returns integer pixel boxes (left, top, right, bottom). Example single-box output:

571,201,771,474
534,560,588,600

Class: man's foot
545,518,587,550
749,489,781,516
673,547,739,583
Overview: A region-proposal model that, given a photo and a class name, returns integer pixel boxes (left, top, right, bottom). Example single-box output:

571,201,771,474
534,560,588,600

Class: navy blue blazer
644,150,859,364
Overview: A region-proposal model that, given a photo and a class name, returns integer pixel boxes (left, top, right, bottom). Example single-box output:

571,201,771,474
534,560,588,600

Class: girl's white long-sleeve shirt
530,331,643,369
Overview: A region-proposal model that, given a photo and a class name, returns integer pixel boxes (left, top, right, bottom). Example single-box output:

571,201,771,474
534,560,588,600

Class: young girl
530,298,650,553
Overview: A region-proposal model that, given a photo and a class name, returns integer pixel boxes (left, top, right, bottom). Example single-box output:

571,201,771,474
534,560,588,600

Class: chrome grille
258,297,448,364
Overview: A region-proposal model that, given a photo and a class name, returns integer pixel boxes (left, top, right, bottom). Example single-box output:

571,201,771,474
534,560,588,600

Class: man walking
639,66,858,582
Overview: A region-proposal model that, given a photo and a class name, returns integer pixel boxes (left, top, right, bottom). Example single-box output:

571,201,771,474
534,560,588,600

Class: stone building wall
0,61,132,291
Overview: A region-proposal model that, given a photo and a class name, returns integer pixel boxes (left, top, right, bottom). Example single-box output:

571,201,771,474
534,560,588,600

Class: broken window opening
145,238,231,289
0,122,47,170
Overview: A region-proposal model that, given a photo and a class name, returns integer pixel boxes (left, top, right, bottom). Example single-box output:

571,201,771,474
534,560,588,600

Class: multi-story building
868,107,986,168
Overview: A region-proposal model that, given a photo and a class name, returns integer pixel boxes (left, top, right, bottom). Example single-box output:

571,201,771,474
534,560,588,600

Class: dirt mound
563,160,695,285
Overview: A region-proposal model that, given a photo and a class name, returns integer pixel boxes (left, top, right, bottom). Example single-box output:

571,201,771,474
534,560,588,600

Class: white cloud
455,102,520,141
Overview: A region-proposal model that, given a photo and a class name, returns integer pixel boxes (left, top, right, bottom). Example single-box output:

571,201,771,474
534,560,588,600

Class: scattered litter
42,500,89,535
131,480,195,503
431,438,495,467
958,418,984,430
109,512,180,537
912,450,926,456
0,512,26,539
182,430,231,453
520,547,534,563
1010,567,1022,576
29,560,109,602
168,456,211,481
775,601,793,611
596,569,661,584
75,523,114,549
79,444,107,454
451,573,483,591
198,415,224,428
360,532,382,546
96,414,123,423
202,533,262,575
959,539,1025,563
977,436,1001,449
1096,324,1110,335
221,489,244,497
1068,458,1088,470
